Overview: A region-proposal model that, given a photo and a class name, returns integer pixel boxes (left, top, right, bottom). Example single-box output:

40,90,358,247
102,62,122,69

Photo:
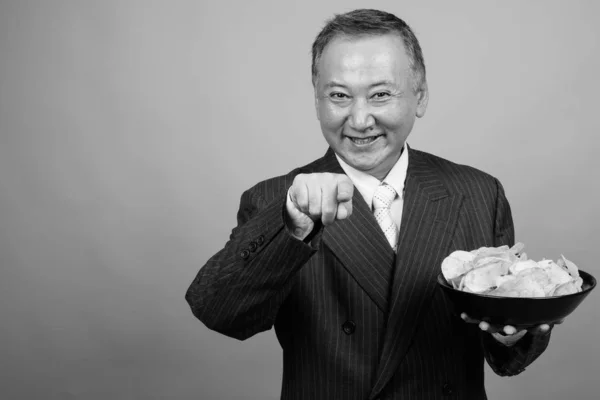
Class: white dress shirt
335,142,409,234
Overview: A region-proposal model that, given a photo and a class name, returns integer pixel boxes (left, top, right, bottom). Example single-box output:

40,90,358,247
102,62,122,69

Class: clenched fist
285,173,354,240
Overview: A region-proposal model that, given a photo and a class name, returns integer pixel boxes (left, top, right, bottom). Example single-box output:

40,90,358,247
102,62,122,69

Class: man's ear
415,82,429,118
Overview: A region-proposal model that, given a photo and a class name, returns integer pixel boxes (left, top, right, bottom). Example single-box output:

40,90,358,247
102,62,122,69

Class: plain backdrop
0,1,598,399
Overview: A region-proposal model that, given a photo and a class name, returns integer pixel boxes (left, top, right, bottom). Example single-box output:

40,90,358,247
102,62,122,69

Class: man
186,9,553,400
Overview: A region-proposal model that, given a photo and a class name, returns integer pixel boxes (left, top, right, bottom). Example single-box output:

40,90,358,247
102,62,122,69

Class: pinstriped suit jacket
186,147,551,400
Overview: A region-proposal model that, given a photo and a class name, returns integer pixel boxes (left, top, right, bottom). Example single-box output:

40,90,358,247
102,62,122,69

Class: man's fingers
307,184,322,218
478,321,492,332
503,325,517,335
336,178,354,202
461,313,527,337
460,313,501,333
460,313,479,324
336,201,352,220
539,324,551,333
291,182,309,213
528,323,552,335
321,185,338,226
334,176,353,221
461,313,503,334
291,174,353,224
478,322,507,334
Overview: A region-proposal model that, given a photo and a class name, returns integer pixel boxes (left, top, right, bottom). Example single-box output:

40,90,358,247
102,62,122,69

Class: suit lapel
369,149,464,400
314,149,396,313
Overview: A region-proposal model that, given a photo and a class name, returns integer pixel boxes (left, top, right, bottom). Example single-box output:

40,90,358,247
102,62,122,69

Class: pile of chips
441,243,583,297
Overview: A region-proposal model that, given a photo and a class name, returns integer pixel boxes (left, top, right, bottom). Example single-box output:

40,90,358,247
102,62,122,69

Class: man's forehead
317,34,411,88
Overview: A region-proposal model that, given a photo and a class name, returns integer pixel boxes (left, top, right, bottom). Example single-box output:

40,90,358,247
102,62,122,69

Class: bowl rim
437,269,596,300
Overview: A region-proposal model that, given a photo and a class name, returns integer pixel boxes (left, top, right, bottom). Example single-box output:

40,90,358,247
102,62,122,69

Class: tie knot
372,183,396,210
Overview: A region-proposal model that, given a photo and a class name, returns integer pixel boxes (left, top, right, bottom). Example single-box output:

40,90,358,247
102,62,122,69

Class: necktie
372,183,398,251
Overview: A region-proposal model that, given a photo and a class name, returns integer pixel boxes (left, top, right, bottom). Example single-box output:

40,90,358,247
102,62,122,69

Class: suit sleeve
185,186,321,340
481,178,552,376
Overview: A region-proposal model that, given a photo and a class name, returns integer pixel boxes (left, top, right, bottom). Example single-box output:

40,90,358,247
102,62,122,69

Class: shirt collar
335,143,409,210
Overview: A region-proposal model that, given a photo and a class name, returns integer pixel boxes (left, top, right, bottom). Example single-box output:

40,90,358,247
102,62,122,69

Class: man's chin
342,151,397,179
344,157,382,175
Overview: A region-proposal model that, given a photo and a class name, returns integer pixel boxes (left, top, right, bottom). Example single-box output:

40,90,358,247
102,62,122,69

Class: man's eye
372,92,390,99
330,93,349,99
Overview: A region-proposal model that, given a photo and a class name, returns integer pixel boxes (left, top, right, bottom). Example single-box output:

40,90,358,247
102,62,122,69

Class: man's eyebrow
369,80,397,88
323,80,397,89
323,81,347,90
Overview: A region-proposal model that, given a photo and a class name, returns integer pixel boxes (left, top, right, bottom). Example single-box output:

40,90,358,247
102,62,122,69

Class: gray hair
311,9,426,92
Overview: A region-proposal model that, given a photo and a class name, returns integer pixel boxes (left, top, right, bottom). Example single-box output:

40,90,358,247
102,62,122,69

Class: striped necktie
372,183,398,251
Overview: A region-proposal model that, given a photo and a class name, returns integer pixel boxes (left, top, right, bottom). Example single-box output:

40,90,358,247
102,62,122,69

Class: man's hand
285,173,354,240
461,313,558,346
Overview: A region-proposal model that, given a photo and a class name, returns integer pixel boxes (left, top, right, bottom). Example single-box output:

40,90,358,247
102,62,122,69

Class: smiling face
314,34,429,180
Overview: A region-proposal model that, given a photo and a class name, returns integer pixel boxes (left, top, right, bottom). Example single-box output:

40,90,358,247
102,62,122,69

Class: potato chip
550,278,583,296
441,243,583,298
515,267,551,287
441,250,475,281
490,275,546,298
509,242,525,256
559,255,580,279
538,260,572,286
509,259,540,275
494,274,516,288
462,259,510,293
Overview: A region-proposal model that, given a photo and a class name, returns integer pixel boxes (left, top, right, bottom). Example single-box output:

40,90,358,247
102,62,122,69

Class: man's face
314,34,428,180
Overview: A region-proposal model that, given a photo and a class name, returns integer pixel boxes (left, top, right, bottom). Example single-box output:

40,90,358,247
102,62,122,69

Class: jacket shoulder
413,149,501,189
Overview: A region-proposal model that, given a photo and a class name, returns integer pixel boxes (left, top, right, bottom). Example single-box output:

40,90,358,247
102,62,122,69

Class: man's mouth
347,134,384,145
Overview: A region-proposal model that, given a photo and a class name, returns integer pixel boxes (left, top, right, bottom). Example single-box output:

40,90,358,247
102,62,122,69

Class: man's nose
348,99,375,131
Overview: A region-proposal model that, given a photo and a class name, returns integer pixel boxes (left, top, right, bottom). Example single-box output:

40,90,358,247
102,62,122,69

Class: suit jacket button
240,250,250,259
256,235,265,245
342,320,356,335
442,382,454,396
248,241,258,252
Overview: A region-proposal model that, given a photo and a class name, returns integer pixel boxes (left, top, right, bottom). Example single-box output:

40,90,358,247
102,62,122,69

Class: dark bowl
437,270,596,328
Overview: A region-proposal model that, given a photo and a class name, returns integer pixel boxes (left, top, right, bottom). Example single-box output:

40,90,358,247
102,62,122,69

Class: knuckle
293,173,306,185
308,205,320,216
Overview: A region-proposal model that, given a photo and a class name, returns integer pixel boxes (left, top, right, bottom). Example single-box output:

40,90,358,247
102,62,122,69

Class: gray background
0,0,598,399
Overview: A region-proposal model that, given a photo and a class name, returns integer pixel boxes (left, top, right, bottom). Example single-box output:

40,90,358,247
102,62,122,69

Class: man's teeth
350,135,380,144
